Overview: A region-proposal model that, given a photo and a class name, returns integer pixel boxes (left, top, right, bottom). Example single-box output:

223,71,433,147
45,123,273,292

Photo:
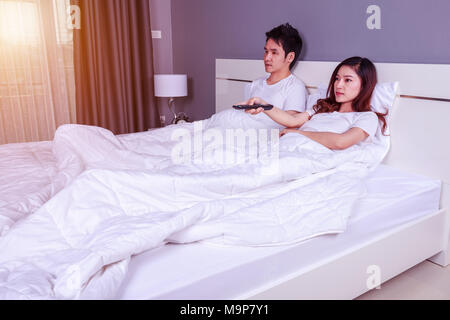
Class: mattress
114,164,441,299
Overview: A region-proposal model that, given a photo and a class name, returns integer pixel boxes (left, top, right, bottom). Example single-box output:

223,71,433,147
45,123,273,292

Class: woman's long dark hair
312,56,388,135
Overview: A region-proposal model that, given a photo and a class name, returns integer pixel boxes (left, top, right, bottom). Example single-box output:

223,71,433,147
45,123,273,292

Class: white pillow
370,82,399,114
305,83,328,115
306,81,399,115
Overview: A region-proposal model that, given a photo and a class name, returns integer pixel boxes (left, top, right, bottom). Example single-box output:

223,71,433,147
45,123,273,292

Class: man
243,23,308,127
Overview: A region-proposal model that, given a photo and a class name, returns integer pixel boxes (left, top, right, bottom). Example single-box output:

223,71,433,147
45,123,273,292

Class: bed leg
428,208,450,267
429,251,449,267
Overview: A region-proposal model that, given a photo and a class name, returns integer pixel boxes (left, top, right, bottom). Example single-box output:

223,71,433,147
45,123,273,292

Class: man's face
264,38,291,74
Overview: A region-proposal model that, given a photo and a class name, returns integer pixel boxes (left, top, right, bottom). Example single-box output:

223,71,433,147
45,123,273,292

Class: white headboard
216,59,450,211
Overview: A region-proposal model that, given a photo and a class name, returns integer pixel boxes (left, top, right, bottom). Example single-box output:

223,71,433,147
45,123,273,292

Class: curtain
0,0,76,144
72,0,160,135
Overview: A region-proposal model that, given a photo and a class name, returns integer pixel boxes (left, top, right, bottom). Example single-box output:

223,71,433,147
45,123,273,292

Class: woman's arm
280,127,369,150
242,97,310,128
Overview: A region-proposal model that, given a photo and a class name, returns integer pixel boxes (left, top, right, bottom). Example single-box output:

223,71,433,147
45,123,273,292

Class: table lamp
154,74,189,124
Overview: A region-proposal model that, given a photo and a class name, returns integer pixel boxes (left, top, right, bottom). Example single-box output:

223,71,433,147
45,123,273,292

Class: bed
116,59,450,300
0,59,449,300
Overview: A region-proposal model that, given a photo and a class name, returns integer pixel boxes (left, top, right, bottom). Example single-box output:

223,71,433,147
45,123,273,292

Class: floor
356,260,450,300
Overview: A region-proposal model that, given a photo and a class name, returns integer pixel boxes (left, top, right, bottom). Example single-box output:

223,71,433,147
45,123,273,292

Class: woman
243,56,387,150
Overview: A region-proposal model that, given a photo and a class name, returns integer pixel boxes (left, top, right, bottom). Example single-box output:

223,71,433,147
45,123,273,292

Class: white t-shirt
244,74,307,128
300,111,379,142
246,74,307,111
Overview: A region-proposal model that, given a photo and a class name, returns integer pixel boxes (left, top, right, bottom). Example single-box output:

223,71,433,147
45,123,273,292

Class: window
0,0,41,45
0,0,75,143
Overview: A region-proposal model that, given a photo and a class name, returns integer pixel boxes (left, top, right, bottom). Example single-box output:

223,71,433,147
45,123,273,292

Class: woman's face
334,65,362,105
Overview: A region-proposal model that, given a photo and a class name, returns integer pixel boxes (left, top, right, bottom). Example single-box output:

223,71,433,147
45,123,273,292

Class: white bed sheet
115,164,441,299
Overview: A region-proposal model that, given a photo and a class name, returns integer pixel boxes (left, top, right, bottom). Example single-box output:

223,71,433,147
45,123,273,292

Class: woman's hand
237,97,268,115
279,128,299,137
234,98,310,129
245,107,264,115
246,97,268,105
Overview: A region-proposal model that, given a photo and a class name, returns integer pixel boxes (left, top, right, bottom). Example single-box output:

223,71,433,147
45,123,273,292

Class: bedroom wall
170,0,450,121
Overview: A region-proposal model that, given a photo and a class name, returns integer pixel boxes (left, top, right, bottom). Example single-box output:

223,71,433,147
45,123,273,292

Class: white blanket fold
0,114,388,299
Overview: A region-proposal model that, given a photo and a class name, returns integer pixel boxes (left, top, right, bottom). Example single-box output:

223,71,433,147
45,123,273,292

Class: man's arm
280,127,369,150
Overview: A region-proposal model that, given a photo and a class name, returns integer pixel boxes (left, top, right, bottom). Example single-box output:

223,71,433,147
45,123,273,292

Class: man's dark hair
265,23,302,70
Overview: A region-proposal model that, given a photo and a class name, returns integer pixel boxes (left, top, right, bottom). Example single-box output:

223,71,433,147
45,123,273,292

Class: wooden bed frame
215,59,450,299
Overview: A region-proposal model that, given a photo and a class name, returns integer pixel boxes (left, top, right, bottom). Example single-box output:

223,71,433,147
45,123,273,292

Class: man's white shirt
245,74,307,127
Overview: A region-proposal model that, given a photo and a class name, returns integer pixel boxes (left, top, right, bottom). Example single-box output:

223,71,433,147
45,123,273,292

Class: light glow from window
0,0,40,45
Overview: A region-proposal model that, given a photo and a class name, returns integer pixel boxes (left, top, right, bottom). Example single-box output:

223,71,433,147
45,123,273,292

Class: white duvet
0,110,389,299
0,141,57,236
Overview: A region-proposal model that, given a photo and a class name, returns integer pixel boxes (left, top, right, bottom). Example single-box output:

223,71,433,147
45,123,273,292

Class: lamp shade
154,74,188,97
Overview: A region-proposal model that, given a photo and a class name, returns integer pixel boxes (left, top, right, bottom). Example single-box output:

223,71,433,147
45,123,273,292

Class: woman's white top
300,111,379,141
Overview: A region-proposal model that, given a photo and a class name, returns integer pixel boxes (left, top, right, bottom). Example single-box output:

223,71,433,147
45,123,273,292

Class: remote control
232,104,274,110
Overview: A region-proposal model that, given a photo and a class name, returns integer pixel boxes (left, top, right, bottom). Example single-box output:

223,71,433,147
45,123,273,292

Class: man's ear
286,52,295,63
